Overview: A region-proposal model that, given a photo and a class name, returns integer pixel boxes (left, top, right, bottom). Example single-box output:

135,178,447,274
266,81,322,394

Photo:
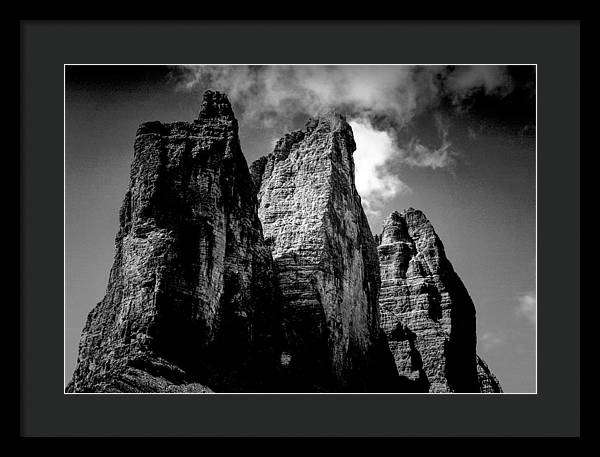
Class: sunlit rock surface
251,113,398,392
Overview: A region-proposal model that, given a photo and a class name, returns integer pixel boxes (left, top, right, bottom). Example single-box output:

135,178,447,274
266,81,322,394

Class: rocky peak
251,111,357,195
67,90,281,393
380,211,411,245
197,89,235,121
307,111,357,154
377,209,500,392
69,89,501,394
273,111,354,158
250,113,397,392
307,109,350,131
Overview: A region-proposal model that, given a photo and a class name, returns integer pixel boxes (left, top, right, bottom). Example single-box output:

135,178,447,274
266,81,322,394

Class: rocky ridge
68,90,501,393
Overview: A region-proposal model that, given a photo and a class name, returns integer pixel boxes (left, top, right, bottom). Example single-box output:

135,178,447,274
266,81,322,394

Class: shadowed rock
67,90,282,393
477,355,503,393
377,209,501,392
68,90,502,394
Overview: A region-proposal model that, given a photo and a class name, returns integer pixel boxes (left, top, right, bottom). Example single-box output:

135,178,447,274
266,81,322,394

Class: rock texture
68,90,502,394
67,91,282,393
377,209,501,393
250,112,397,392
477,355,503,393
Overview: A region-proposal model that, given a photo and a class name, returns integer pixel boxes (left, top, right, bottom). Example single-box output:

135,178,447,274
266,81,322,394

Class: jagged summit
377,208,501,392
250,112,396,392
69,91,501,393
306,109,349,130
135,90,238,141
279,110,353,152
379,209,435,246
380,211,411,245
197,89,235,120
250,110,357,193
67,89,280,393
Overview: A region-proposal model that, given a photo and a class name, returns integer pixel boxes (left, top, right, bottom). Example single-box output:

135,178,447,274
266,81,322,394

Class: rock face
477,356,503,393
250,112,397,392
67,91,282,393
68,90,502,394
377,209,501,393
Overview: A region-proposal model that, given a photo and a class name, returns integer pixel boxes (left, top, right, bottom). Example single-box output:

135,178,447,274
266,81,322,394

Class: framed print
20,20,580,437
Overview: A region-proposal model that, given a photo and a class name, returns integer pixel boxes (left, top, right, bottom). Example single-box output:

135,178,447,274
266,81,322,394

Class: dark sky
65,65,536,392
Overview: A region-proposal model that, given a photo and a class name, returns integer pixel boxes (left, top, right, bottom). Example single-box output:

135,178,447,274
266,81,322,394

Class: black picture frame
20,20,580,437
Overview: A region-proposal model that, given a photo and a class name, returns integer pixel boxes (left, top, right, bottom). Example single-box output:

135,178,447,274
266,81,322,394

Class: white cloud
350,119,411,217
172,65,424,128
171,65,515,214
171,65,515,133
516,292,536,325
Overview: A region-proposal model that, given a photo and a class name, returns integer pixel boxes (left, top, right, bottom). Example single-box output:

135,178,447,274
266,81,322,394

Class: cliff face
377,209,501,393
477,356,503,393
68,90,502,394
250,113,397,392
67,91,282,393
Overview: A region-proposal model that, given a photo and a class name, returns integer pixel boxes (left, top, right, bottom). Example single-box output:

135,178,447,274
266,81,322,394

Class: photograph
64,64,537,394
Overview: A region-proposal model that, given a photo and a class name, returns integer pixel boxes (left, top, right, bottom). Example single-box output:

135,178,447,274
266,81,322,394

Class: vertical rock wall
67,91,281,392
477,356,503,393
68,90,501,393
251,113,397,392
377,209,499,392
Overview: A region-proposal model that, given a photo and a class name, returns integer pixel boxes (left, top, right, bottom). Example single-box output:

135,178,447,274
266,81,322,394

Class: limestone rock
377,209,501,392
67,90,282,393
68,89,503,394
477,355,503,393
251,112,397,392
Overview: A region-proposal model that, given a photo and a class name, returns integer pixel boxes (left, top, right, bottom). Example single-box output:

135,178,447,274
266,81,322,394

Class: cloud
445,65,513,99
170,65,514,130
351,115,458,216
171,65,426,127
516,292,536,325
402,113,458,169
350,119,411,217
170,65,515,211
480,332,505,352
